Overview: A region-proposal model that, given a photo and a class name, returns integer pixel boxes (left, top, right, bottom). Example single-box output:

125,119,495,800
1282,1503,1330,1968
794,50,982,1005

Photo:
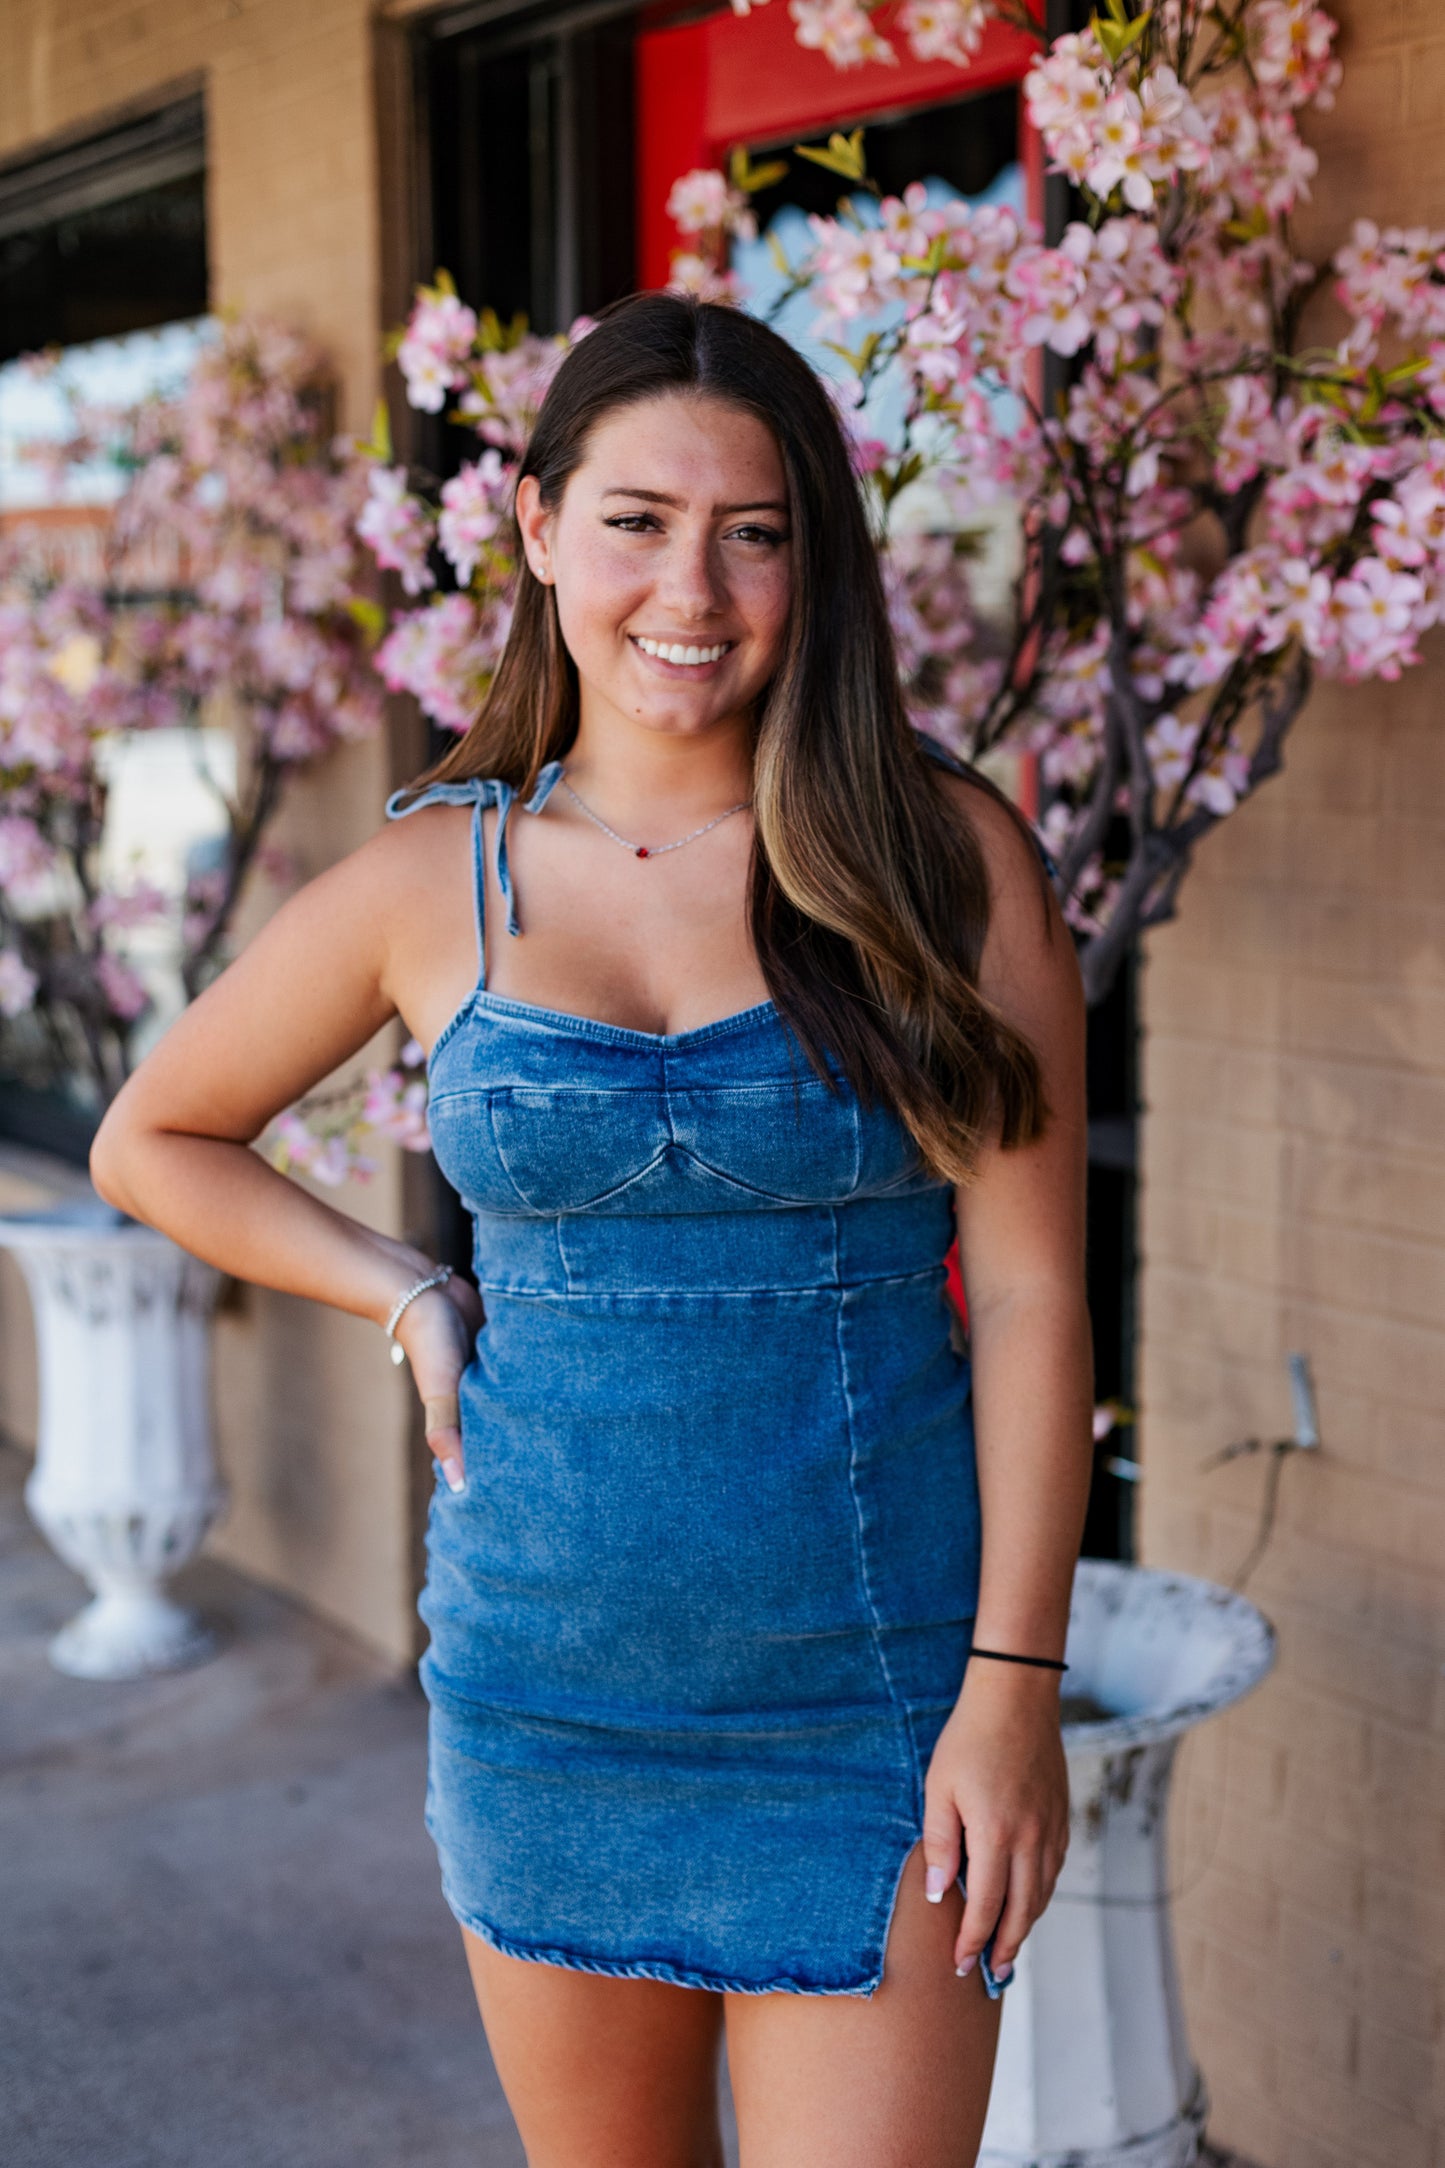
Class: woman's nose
656,531,725,620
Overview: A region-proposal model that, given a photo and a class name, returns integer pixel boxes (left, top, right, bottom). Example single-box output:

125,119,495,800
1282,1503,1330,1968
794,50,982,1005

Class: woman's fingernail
956,1954,977,1977
993,1959,1014,1982
925,1865,949,1903
440,1457,465,1493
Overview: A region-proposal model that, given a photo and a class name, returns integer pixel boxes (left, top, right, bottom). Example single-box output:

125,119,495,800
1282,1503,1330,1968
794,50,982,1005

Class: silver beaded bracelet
383,1265,453,1365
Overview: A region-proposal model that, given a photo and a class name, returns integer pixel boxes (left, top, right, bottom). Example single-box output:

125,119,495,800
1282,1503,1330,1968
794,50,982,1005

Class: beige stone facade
0,1,1440,2158
1139,10,1445,2163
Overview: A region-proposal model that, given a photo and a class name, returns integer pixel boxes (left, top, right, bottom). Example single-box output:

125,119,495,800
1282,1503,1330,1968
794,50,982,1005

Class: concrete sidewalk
0,1440,527,2168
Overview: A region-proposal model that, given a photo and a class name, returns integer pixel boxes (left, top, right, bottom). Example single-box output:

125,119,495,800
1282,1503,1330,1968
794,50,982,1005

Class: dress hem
439,1886,885,1999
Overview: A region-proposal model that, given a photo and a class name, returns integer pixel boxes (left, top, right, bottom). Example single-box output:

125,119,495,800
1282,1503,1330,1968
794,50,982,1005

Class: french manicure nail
925,1865,948,1903
956,1954,977,1977
440,1457,465,1493
993,1959,1014,1981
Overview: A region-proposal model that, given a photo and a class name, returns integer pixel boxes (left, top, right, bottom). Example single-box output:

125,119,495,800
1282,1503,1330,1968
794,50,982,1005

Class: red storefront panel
636,5,1040,287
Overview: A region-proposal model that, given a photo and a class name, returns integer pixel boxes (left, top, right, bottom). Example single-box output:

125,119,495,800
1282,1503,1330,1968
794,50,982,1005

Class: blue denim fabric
386,768,1011,2001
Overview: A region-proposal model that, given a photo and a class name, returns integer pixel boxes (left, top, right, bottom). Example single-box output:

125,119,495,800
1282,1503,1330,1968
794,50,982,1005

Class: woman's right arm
89,820,484,1479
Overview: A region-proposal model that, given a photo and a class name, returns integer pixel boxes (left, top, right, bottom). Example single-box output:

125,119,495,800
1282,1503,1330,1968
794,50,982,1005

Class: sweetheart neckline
426,989,781,1070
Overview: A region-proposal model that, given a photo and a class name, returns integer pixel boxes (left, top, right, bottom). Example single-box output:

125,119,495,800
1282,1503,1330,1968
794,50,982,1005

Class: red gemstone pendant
636,846,649,858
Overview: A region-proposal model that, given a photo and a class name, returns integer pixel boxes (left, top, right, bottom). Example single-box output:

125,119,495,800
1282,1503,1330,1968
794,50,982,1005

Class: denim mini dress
386,758,1011,2001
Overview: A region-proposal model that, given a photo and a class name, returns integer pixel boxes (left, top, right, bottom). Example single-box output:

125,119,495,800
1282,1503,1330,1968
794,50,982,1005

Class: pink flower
357,466,435,595
0,949,38,1018
897,0,988,68
95,952,149,1022
397,292,479,415
438,451,511,584
1261,558,1332,653
666,170,755,243
1145,712,1199,788
1010,248,1090,357
1249,0,1341,111
88,883,169,932
805,218,904,321
376,593,505,734
1184,743,1251,816
460,338,569,453
666,254,741,304
1332,557,1426,676
0,815,56,904
361,1067,432,1152
788,0,895,69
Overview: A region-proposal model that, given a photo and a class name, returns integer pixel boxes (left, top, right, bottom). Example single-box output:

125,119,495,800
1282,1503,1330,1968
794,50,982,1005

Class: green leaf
795,128,868,183
749,159,789,193
820,339,870,376
1223,206,1271,243
730,145,789,195
359,397,393,463
431,267,458,298
345,595,387,642
1383,354,1430,387
1092,8,1149,63
819,330,886,376
900,236,948,277
766,230,793,278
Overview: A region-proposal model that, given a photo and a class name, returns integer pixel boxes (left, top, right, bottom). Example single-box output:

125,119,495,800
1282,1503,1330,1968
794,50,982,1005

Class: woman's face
515,391,793,742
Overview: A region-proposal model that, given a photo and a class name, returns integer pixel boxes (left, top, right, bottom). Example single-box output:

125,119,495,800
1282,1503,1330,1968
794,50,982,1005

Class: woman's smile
628,633,737,674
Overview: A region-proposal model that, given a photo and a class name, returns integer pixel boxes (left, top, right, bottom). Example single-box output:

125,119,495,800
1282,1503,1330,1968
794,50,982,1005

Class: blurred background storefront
0,7,1439,2165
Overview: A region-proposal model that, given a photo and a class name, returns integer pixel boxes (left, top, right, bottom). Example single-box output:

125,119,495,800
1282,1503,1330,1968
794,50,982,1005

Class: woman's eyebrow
601,487,790,515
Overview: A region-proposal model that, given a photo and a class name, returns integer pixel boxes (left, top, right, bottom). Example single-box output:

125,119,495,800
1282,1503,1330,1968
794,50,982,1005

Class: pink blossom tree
0,321,390,1129
368,0,1445,1015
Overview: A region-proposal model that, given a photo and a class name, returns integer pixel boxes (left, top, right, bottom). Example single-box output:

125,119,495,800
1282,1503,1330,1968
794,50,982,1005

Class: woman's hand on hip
389,1266,487,1492
921,1657,1070,1981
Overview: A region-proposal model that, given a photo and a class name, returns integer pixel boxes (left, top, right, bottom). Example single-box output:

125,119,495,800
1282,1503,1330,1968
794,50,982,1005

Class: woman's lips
629,634,735,673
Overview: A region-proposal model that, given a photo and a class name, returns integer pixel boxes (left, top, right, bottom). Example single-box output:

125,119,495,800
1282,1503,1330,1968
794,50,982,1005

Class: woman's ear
515,475,554,585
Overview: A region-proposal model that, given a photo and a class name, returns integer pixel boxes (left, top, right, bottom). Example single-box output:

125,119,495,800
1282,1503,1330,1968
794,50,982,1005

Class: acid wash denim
387,767,1009,2001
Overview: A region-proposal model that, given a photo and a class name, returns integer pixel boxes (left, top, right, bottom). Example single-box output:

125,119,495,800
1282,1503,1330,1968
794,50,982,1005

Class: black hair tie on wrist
971,1646,1069,1672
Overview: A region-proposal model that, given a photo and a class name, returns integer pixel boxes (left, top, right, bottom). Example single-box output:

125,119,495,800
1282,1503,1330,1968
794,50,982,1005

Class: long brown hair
397,291,1054,1182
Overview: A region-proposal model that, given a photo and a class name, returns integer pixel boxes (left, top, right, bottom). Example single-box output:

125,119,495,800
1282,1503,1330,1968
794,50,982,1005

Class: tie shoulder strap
382,762,566,939
384,775,497,820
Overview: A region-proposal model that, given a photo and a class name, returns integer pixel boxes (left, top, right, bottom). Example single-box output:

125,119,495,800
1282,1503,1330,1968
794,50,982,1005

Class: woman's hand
921,1658,1071,1980
388,1263,487,1492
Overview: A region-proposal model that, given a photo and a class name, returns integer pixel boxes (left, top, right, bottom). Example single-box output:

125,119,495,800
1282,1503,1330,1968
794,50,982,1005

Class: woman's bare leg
462,1928,727,2168
723,1842,1004,2168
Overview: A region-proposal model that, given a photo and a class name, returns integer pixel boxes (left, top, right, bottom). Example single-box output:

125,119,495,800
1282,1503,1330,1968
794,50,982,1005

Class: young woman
91,291,1093,2168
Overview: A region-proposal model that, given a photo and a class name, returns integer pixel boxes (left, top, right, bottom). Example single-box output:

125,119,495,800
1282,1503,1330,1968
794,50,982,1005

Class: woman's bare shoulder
932,765,1050,904
352,797,475,901
931,767,1076,1025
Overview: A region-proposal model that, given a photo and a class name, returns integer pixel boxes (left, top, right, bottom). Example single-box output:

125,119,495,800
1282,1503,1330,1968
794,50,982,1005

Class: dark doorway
423,13,636,340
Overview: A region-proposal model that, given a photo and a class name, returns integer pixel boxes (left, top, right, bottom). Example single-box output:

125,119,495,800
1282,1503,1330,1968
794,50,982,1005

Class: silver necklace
560,776,751,860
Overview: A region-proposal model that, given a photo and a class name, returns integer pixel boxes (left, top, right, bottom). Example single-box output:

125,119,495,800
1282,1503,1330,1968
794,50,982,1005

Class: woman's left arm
922,780,1094,1982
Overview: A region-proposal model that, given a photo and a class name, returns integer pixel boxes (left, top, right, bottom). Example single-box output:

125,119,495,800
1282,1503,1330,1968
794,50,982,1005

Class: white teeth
634,636,729,665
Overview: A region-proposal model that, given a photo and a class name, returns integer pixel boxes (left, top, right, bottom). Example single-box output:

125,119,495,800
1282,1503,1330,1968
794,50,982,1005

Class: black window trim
0,87,205,246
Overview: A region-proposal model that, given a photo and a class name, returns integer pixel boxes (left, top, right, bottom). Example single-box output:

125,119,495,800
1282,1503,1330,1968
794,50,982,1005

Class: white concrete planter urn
979,1559,1276,2168
0,1199,225,1679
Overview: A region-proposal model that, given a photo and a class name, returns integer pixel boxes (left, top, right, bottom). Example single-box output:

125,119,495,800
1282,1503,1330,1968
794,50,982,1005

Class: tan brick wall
0,0,430,1665
1139,9,1445,2162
